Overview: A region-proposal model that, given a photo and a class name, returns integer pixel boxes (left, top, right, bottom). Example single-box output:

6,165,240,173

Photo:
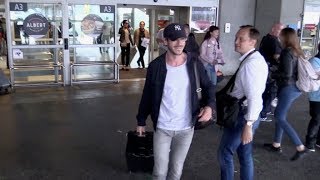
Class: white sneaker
242,99,248,106
267,111,274,116
261,117,272,122
271,98,278,107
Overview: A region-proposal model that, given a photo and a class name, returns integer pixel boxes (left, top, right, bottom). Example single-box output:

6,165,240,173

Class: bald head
270,23,284,37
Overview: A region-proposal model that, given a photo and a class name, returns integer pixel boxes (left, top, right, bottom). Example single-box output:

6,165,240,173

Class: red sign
305,24,316,30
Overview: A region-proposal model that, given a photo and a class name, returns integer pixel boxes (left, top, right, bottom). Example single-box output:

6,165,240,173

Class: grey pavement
0,72,319,180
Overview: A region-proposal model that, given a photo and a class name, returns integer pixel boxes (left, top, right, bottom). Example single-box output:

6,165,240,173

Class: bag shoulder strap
194,60,202,100
220,50,257,93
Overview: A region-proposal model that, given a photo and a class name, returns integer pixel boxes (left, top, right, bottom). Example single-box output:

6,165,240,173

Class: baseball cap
163,23,187,41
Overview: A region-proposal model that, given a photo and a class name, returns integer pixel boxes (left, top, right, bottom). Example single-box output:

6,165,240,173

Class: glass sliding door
6,0,65,86
6,0,118,86
301,0,320,58
68,2,118,84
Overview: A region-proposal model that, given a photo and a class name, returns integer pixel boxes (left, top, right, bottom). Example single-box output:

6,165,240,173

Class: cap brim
168,35,187,41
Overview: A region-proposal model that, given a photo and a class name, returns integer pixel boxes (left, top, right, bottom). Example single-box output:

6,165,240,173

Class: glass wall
302,0,320,58
117,7,150,68
6,1,218,85
191,7,217,33
67,3,117,83
6,1,119,86
9,3,62,46
8,2,64,85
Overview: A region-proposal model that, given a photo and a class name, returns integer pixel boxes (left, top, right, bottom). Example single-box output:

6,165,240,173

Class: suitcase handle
136,131,146,137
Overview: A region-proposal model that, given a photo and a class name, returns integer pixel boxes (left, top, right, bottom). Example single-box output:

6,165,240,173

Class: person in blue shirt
305,43,320,152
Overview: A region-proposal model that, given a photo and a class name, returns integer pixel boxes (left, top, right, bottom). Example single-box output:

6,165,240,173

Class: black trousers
306,101,320,147
137,46,146,68
260,81,277,117
121,43,130,66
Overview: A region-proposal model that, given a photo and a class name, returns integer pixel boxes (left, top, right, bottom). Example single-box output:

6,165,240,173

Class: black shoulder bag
193,61,215,130
216,50,256,128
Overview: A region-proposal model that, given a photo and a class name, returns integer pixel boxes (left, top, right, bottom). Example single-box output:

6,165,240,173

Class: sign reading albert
23,13,49,38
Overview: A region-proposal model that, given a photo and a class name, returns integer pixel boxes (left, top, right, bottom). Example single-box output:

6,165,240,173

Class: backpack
296,57,320,92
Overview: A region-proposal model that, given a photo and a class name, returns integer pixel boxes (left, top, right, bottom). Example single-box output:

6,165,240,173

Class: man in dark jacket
259,23,284,121
136,23,215,180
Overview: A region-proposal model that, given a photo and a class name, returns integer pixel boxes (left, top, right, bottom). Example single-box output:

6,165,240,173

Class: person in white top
134,21,150,68
200,25,225,85
217,25,268,180
156,20,170,56
136,23,215,180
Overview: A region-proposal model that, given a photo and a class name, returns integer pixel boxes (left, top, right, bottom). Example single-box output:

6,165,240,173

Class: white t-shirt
157,60,192,130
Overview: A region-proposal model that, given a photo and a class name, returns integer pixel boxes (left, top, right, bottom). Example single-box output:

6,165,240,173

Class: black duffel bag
216,90,241,128
215,51,255,128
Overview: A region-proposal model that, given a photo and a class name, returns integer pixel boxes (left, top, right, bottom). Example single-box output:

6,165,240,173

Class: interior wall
255,0,282,42
218,0,257,75
280,0,304,26
176,7,189,25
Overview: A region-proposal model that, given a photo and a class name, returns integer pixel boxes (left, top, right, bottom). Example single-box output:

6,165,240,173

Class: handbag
193,61,215,130
216,50,256,128
215,76,241,128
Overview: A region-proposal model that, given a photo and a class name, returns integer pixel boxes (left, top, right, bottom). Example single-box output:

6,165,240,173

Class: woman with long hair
134,21,150,69
118,20,133,71
264,27,307,161
199,25,224,85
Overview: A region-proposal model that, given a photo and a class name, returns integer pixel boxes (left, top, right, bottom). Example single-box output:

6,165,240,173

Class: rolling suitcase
0,69,11,94
126,131,154,174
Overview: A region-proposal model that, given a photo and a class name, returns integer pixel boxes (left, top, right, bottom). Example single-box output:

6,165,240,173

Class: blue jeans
153,127,194,180
273,84,302,146
205,64,217,85
218,108,260,180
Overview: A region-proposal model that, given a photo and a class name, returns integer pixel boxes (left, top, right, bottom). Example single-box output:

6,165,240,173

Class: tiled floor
0,76,319,179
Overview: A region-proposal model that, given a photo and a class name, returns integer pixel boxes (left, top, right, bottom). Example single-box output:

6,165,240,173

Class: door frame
5,0,66,86
116,4,190,64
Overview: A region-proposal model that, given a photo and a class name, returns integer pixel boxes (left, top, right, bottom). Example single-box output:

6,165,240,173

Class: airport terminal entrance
116,5,190,69
5,0,218,86
6,0,118,86
116,5,218,69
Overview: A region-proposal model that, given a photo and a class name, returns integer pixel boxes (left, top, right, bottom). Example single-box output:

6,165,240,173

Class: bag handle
220,50,257,93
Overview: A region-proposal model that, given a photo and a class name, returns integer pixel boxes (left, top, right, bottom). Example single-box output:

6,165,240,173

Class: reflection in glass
191,7,217,33
301,1,320,58
10,3,63,45
11,48,63,84
72,64,116,81
68,5,115,45
70,47,115,63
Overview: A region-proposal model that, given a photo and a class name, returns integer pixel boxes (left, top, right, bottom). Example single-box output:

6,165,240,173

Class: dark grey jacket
118,27,133,45
273,48,298,88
